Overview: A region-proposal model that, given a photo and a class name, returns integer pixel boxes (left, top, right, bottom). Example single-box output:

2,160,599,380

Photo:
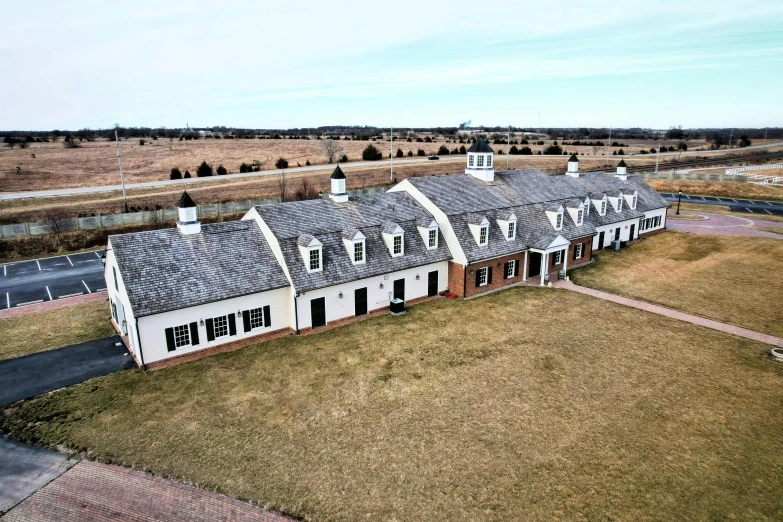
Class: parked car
428,155,439,160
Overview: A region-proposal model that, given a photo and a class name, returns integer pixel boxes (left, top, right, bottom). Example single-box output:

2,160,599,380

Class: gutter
294,292,300,334
135,318,146,369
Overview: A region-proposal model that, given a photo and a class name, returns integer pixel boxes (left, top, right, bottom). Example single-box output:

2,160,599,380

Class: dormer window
555,212,563,230
309,248,321,271
428,228,438,249
584,199,590,216
479,225,488,245
382,221,404,257
617,197,623,212
507,221,515,239
353,240,365,263
393,234,403,256
299,234,323,273
631,194,637,209
576,209,584,225
600,199,607,215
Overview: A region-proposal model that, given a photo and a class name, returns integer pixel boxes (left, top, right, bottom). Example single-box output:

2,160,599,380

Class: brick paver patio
2,460,291,522
668,211,783,239
554,280,783,348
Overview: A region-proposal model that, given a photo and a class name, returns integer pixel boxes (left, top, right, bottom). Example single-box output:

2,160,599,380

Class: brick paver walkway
668,211,783,239
554,280,783,348
2,461,291,522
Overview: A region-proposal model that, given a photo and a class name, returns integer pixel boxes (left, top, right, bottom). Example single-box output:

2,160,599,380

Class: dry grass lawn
648,178,783,201
0,300,114,360
2,288,782,521
572,232,783,337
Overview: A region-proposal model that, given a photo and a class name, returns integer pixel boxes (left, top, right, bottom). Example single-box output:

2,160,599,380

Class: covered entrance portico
529,235,571,286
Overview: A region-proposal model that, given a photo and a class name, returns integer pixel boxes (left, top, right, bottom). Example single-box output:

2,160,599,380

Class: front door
615,227,621,241
528,252,542,277
598,231,605,249
310,297,326,328
355,288,367,316
629,224,635,240
393,278,405,301
427,271,438,297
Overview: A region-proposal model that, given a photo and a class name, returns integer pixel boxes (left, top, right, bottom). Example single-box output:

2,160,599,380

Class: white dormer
567,203,585,226
417,218,439,250
298,235,323,273
496,212,517,241
546,205,565,231
591,195,607,216
382,222,404,257
565,154,579,177
342,228,366,265
623,190,638,209
329,165,348,203
583,196,591,216
465,138,495,182
615,159,628,180
608,192,623,212
467,216,490,246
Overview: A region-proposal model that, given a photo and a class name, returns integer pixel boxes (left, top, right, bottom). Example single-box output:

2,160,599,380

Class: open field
2,287,782,520
0,300,114,360
0,137,700,193
571,232,783,337
648,178,783,201
672,202,783,222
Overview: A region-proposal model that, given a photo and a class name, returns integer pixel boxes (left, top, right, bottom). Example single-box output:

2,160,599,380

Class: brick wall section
448,261,467,298
463,252,527,299
549,236,593,272
0,291,107,319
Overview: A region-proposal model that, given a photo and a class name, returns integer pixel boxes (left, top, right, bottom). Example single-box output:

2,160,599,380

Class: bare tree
147,204,165,228
278,170,287,202
321,139,343,164
295,177,318,200
41,208,74,246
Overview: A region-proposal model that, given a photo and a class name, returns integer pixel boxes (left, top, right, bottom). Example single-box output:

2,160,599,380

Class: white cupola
465,138,494,182
329,165,348,203
176,191,201,234
566,153,579,177
615,159,628,180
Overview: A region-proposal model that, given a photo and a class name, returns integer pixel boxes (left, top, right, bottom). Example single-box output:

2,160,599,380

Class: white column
522,251,528,281
562,247,568,277
540,252,547,286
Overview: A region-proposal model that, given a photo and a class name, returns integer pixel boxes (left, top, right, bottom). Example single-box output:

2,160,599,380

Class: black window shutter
206,318,215,341
475,268,481,287
165,327,175,352
242,310,251,332
573,245,578,260
190,322,199,345
487,266,493,284
514,260,519,277
263,305,271,328
504,261,510,279
228,314,237,336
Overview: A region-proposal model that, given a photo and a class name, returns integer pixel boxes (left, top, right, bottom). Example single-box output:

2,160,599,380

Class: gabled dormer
591,193,607,216
467,214,490,246
342,227,366,265
382,221,404,257
496,210,517,241
298,234,323,273
623,190,638,210
465,138,494,182
416,217,439,250
583,196,591,216
608,191,624,212
566,201,585,226
545,205,564,231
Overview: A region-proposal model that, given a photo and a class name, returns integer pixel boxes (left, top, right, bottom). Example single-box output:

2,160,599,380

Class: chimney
615,159,628,180
565,154,579,177
176,191,201,234
465,138,495,182
329,165,349,203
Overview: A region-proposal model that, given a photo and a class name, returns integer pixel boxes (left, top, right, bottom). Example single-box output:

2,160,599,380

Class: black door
310,297,326,328
615,227,621,241
427,271,438,297
598,231,605,249
629,224,635,240
355,288,367,316
528,252,542,277
393,278,405,301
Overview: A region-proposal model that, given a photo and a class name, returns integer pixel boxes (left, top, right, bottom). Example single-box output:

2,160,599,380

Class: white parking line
746,208,754,213
731,199,738,203
764,209,773,215
2,265,5,276
58,292,84,299
5,292,9,309
17,299,44,307
95,287,107,292
36,260,41,271
66,255,74,266
95,251,102,259
82,280,92,293
46,286,53,300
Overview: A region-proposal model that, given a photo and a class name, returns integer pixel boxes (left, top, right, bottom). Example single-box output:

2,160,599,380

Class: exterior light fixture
339,292,343,299
415,274,420,280
237,309,241,316
676,190,683,215
101,254,106,266
380,283,384,289
200,319,204,326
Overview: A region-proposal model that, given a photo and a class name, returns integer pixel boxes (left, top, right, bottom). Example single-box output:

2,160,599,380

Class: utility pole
114,123,128,212
390,126,393,182
728,129,734,150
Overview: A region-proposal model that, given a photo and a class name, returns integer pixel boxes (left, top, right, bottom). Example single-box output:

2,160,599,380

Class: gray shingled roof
110,221,290,317
254,192,452,292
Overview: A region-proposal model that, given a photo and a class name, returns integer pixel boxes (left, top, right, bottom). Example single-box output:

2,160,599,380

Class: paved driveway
0,336,136,408
668,212,783,239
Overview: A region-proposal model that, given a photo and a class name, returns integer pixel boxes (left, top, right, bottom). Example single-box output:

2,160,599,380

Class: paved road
2,141,781,201
0,336,136,408
0,251,105,310
660,193,783,216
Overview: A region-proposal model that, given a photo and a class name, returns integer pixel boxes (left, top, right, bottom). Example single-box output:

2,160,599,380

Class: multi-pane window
393,235,402,255
479,225,488,245
575,243,584,259
174,324,190,348
309,248,321,271
428,228,437,248
631,195,637,208
110,300,118,321
600,200,607,215
506,260,516,279
353,241,364,263
576,209,583,225
113,267,119,291
508,221,515,239
618,198,623,211
249,307,264,329
654,216,661,227
212,315,228,338
478,267,488,286
486,155,492,167
555,213,563,230
468,155,475,167
477,155,484,167
553,250,563,265
585,202,590,215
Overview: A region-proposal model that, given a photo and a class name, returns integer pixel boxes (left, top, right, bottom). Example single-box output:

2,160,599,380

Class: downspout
294,292,300,334
463,263,467,298
135,318,146,370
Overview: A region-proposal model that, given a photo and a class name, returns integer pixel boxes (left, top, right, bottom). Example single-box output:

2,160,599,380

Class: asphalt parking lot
659,193,783,215
0,250,106,310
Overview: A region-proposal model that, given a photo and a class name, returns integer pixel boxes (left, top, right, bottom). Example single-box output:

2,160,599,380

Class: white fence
725,164,783,175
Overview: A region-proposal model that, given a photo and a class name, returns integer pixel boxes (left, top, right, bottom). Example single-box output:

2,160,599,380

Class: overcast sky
2,1,782,130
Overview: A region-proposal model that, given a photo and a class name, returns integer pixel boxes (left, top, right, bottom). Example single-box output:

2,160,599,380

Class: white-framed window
112,267,119,291
212,315,229,338
553,250,563,265
654,216,661,227
353,240,364,263
618,198,623,212
393,234,403,255
600,199,607,215
575,243,584,259
506,260,516,279
477,155,485,167
507,221,516,239
468,155,475,167
631,194,637,209
309,248,321,271
585,201,590,216
576,209,584,225
249,307,265,330
479,225,488,245
486,155,492,167
478,267,488,286
110,299,118,321
428,228,438,249
555,212,563,230
174,324,191,348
